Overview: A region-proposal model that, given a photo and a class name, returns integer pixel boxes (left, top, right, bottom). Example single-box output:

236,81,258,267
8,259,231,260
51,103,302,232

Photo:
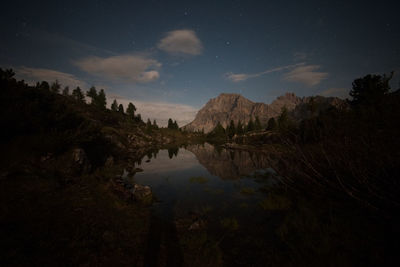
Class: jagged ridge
184,93,345,133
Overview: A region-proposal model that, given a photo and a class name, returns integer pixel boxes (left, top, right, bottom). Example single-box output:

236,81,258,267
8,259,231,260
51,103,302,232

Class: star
226,41,230,45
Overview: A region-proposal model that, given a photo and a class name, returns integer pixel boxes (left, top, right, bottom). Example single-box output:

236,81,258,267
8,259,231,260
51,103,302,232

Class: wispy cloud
225,63,305,82
158,29,203,56
74,54,161,83
107,94,197,127
283,65,328,86
15,66,88,88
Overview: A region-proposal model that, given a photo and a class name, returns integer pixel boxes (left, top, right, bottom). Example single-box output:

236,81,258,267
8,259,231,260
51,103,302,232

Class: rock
68,148,91,175
133,184,152,203
183,93,346,133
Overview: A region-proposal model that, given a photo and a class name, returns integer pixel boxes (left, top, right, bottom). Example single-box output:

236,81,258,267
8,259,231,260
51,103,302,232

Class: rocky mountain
184,93,346,133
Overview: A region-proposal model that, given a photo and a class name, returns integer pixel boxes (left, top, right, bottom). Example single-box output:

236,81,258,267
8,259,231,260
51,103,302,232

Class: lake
126,143,383,266
133,143,284,266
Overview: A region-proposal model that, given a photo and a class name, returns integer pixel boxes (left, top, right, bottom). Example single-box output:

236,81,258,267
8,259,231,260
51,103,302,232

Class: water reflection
187,143,272,180
133,144,388,266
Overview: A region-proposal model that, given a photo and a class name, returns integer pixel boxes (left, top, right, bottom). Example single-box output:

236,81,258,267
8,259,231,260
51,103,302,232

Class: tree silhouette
111,99,118,111
267,117,277,130
167,118,173,129
227,120,236,138
254,116,262,131
236,120,244,135
246,118,255,132
118,104,124,114
350,72,392,107
39,81,50,91
126,102,136,119
153,119,158,129
72,87,85,103
62,86,69,96
97,89,107,109
51,80,61,93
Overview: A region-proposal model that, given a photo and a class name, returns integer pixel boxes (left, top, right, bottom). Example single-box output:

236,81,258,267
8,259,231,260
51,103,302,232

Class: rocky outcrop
184,93,345,133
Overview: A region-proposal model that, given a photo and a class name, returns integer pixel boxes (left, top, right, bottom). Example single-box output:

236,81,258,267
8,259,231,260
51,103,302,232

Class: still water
130,143,377,266
132,143,288,266
135,143,278,222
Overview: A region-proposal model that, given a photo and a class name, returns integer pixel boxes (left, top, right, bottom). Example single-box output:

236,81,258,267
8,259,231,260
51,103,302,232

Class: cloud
225,63,305,82
15,66,88,88
283,65,328,86
158,29,203,55
107,94,197,127
74,54,161,83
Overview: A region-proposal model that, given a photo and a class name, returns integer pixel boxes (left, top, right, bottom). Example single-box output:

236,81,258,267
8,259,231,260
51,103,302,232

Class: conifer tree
254,116,262,130
62,86,69,96
227,120,236,138
153,119,158,129
97,89,107,109
126,102,136,118
86,86,98,104
118,104,124,114
236,120,244,135
111,99,118,111
72,87,85,103
51,80,61,93
246,118,255,132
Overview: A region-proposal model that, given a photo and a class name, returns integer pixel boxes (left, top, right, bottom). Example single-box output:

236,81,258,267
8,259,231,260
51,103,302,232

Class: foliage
51,80,61,93
350,72,392,107
246,118,255,132
267,117,277,130
111,99,118,111
254,116,262,130
118,103,124,114
167,118,179,130
226,120,236,138
62,86,69,96
72,86,85,103
126,102,136,119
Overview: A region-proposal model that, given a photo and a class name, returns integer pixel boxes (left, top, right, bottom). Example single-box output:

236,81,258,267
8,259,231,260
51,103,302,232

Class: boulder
133,184,152,203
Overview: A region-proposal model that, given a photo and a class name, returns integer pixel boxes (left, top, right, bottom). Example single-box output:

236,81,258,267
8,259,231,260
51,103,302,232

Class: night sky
1,0,399,125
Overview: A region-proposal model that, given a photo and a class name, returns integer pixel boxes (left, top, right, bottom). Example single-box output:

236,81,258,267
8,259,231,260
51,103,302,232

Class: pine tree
126,102,136,118
51,80,61,93
246,118,255,132
173,120,179,130
236,120,244,135
167,118,173,129
118,104,124,114
278,107,289,131
146,118,152,133
62,86,69,96
267,117,277,130
227,120,236,138
72,87,85,103
153,119,158,129
86,86,98,105
136,113,142,122
40,81,50,91
209,121,226,138
111,99,118,111
97,89,107,109
254,116,262,131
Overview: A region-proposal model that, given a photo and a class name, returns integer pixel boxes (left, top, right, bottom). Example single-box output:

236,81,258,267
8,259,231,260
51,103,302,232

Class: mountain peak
184,93,343,133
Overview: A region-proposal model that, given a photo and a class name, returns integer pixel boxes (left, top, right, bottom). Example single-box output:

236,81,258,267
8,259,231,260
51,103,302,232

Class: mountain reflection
186,143,272,180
